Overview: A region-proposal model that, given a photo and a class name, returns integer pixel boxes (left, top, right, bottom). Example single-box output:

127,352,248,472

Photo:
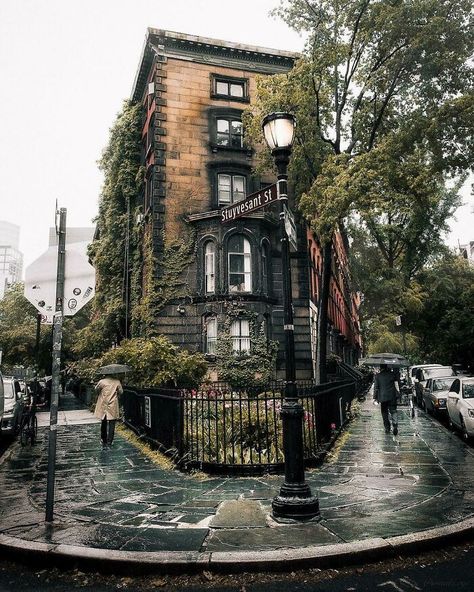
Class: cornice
132,28,299,102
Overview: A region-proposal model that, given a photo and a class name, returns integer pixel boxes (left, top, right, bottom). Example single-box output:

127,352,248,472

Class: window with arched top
204,241,216,294
228,235,252,293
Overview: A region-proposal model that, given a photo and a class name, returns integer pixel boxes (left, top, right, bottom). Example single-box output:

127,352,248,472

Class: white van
407,364,443,390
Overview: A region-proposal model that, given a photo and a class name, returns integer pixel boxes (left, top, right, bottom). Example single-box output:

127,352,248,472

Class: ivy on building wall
74,100,199,358
74,100,143,357
215,303,278,389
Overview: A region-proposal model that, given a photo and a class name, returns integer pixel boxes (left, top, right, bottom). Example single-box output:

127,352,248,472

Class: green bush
70,336,207,388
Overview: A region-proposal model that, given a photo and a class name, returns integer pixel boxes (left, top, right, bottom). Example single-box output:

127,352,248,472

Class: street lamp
262,112,320,520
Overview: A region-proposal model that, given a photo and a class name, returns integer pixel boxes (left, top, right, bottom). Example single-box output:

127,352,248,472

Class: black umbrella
96,364,131,375
362,352,410,368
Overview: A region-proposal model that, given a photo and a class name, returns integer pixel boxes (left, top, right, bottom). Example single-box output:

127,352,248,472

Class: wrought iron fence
122,380,358,474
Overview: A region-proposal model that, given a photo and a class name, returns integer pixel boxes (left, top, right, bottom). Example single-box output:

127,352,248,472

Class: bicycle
20,405,38,446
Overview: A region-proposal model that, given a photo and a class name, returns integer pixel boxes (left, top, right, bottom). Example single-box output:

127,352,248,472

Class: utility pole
45,207,66,523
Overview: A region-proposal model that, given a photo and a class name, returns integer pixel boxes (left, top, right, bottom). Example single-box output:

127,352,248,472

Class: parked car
407,364,443,390
422,377,454,416
1,377,25,436
447,377,474,440
414,366,455,406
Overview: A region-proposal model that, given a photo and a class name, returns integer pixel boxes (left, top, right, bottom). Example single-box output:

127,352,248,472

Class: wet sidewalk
1,393,473,571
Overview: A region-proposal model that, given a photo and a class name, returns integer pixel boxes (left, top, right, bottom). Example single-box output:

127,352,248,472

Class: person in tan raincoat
94,375,123,448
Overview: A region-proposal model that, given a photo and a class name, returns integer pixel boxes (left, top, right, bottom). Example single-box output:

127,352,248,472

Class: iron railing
122,379,359,474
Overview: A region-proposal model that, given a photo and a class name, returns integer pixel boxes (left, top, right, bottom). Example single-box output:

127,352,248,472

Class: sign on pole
221,183,278,223
284,204,297,252
24,241,95,318
395,315,402,326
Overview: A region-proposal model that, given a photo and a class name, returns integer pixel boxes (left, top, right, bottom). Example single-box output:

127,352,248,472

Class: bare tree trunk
316,239,332,384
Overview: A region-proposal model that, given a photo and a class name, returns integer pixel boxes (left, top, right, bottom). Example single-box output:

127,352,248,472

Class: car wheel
460,417,470,442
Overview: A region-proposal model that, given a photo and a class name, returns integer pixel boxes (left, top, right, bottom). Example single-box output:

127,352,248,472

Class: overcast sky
0,0,472,272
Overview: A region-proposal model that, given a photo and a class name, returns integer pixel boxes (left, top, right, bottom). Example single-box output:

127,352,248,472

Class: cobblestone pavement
1,394,473,555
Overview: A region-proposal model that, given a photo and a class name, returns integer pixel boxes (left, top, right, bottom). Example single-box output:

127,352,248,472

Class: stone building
0,220,23,300
130,29,361,379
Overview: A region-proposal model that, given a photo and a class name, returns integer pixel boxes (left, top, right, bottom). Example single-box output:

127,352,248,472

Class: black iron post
45,207,66,522
33,312,41,406
270,148,320,521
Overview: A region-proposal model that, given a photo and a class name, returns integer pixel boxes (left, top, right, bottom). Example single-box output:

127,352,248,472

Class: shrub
70,336,207,388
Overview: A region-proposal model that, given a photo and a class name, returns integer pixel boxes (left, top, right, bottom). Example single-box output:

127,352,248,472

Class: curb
1,517,473,574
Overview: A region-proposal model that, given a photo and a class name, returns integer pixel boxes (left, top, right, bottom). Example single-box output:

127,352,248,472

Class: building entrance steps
1,394,473,572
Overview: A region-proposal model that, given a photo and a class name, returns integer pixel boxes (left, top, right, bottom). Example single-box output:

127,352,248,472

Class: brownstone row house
130,29,362,380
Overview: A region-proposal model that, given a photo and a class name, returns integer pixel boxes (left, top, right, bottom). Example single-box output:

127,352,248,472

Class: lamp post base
272,484,320,521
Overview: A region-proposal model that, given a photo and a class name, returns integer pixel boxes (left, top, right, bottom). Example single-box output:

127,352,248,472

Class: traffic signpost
24,242,95,320
23,209,96,523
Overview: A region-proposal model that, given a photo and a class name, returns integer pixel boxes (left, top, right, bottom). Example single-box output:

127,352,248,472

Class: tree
247,0,473,378
0,283,41,368
412,253,474,369
0,283,93,374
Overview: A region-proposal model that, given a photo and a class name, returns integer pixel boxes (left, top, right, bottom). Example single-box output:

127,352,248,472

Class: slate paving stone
210,499,268,528
1,395,474,555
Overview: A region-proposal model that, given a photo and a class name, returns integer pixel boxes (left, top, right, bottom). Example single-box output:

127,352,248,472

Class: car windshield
433,379,452,391
462,383,474,399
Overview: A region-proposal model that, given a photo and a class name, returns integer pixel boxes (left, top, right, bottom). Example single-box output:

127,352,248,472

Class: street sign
395,315,402,326
221,183,278,223
284,204,297,252
24,241,95,317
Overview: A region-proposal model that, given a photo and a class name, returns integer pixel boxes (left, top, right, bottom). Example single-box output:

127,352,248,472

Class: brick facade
131,29,361,379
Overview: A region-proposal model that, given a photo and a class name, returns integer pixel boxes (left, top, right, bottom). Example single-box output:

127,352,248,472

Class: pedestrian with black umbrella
373,364,400,435
94,364,129,448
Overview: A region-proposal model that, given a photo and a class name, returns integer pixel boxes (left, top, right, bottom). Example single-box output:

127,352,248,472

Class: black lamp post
262,112,320,520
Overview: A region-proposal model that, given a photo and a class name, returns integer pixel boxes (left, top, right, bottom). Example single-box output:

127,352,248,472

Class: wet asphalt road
0,541,473,591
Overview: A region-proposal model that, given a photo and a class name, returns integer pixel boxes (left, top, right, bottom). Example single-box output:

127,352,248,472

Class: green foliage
71,336,208,389
0,283,42,368
77,100,143,356
411,253,474,368
214,305,279,389
184,392,284,465
249,0,473,238
144,233,197,337
248,1,473,367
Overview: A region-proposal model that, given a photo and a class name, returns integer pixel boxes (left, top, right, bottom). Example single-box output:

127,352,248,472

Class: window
228,235,252,293
218,174,246,205
205,317,217,354
204,241,216,294
216,118,243,148
144,169,154,211
262,242,269,295
211,75,248,102
146,113,154,154
231,319,250,353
